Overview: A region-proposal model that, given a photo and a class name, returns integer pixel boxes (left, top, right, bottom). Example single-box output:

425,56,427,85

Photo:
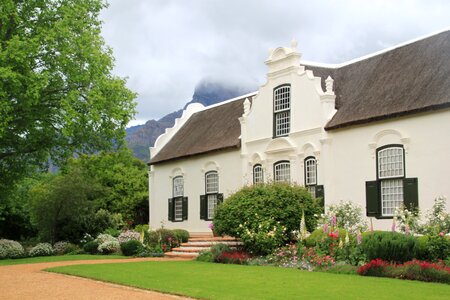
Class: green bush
83,240,100,254
53,241,79,255
196,250,213,262
173,229,190,243
29,243,54,257
427,235,450,261
210,243,231,262
0,239,25,259
120,240,143,256
361,231,417,263
214,183,321,255
148,228,177,251
304,228,349,247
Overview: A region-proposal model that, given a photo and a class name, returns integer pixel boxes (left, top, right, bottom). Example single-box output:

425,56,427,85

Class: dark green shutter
182,197,188,220
403,178,418,211
168,198,174,221
315,185,325,209
200,195,207,220
365,181,380,217
217,193,224,205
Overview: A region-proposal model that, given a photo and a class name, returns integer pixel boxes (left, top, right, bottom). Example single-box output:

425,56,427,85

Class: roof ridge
196,91,258,112
301,26,450,69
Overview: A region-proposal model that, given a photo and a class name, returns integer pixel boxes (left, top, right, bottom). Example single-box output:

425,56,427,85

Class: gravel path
0,257,192,300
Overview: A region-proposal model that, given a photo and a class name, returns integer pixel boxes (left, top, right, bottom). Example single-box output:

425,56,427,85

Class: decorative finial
325,76,334,94
291,38,298,50
243,98,251,116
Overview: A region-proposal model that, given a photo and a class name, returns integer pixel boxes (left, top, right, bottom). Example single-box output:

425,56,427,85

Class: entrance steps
165,232,242,259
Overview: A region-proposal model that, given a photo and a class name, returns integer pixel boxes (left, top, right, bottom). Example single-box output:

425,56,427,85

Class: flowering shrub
214,183,321,254
420,196,450,235
147,228,178,252
53,241,78,255
29,243,54,257
394,204,421,234
237,216,287,255
0,239,25,259
95,234,120,254
319,201,367,233
118,230,140,244
97,240,120,254
217,251,251,265
358,259,450,284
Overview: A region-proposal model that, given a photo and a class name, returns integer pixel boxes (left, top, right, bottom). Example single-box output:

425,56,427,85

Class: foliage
29,168,102,243
53,241,79,255
0,0,137,193
29,243,54,257
120,240,143,256
394,204,421,234
118,230,140,244
426,234,450,261
196,250,214,262
358,259,450,284
214,183,321,254
66,151,148,225
210,243,231,262
320,201,367,233
172,229,190,243
47,261,450,300
216,251,251,265
361,231,418,263
0,176,39,240
0,239,25,259
135,245,164,257
97,240,120,254
83,241,100,254
420,196,450,235
92,209,124,236
147,228,177,252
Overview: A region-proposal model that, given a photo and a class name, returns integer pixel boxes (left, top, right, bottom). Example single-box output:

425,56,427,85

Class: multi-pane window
169,176,186,222
378,146,405,217
274,161,290,183
173,176,184,197
274,85,291,137
206,171,219,219
174,198,183,221
305,158,317,185
378,147,404,178
253,164,264,184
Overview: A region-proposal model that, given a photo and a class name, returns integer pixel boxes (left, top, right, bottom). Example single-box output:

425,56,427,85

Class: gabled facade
149,30,450,232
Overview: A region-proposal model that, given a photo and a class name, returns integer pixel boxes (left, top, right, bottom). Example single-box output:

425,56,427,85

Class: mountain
126,80,255,162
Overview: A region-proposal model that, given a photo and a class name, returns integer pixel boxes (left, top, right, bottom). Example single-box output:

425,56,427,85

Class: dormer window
273,85,291,137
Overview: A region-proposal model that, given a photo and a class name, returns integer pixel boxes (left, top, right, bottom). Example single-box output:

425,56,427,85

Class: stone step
181,241,242,247
188,237,238,242
165,252,198,259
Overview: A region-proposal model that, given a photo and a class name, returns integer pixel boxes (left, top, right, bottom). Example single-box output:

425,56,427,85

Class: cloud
100,0,450,122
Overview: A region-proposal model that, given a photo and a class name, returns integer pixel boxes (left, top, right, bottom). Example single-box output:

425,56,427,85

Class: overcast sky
100,0,450,126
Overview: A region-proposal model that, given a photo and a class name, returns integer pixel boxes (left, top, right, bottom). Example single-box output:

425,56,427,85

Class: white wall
149,150,242,232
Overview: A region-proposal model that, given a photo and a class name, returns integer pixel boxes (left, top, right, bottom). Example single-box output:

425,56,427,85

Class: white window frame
274,85,291,137
174,197,183,221
305,157,317,186
377,145,405,217
205,171,219,219
253,164,264,184
173,176,184,197
274,161,290,183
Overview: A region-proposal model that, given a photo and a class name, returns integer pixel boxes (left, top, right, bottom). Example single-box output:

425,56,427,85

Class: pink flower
331,215,337,227
439,231,445,237
323,223,329,233
208,223,214,230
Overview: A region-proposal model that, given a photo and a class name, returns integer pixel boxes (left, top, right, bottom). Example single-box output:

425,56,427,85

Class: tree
0,0,137,192
66,150,149,225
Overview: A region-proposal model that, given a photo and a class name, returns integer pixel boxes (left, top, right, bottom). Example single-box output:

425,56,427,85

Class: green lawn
47,261,450,300
0,254,126,266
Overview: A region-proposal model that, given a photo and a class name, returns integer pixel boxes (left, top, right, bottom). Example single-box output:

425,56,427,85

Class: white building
149,29,450,233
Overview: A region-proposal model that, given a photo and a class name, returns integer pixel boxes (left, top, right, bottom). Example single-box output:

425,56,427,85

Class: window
168,176,187,222
200,171,223,221
273,85,291,137
303,157,325,206
274,161,290,183
253,164,264,184
366,145,418,218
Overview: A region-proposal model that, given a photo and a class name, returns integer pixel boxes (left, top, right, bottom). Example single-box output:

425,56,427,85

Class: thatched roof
150,30,450,164
305,29,450,130
150,96,251,164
